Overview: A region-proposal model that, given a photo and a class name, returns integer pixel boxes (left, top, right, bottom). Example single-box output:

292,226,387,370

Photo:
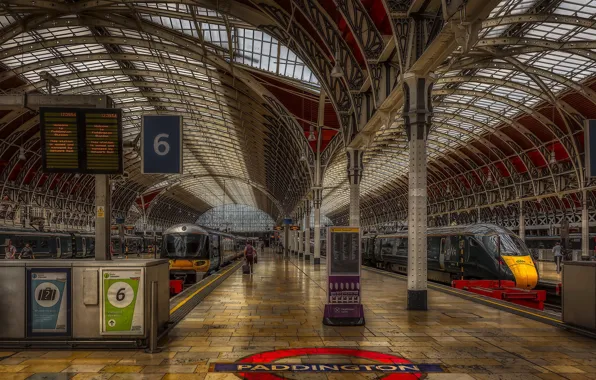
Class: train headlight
194,260,207,266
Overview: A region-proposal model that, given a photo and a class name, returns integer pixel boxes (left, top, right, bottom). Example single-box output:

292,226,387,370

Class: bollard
145,281,162,353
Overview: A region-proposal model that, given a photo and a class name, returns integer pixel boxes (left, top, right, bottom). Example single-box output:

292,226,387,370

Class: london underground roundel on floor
218,347,442,379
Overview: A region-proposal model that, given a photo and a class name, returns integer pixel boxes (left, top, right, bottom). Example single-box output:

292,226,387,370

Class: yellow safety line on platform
363,267,562,324
170,262,241,315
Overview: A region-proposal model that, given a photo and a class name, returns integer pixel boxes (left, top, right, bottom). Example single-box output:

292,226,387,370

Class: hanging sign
39,108,123,174
100,268,144,335
141,115,183,174
27,268,72,337
324,226,364,326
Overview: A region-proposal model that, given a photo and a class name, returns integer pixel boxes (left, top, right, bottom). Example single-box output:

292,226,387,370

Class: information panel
324,226,364,326
27,268,72,337
329,227,360,275
100,268,144,336
40,109,80,171
40,107,123,174
84,110,122,173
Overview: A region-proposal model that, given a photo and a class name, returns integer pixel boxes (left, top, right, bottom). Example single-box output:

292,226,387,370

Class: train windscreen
481,234,530,257
163,234,209,259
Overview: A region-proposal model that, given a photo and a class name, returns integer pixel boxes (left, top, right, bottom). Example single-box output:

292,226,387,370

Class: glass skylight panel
554,0,596,18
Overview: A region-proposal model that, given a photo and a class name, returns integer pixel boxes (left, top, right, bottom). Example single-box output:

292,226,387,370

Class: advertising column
323,226,364,326
27,268,72,337
100,268,145,335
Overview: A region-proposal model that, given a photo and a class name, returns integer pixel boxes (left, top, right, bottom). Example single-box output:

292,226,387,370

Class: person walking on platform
4,239,16,259
19,243,35,259
553,242,563,274
244,242,255,274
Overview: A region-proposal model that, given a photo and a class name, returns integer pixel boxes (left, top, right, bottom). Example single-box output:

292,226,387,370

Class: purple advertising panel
324,227,364,326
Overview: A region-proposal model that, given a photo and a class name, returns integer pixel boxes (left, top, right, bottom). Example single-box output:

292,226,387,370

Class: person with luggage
553,241,563,274
19,243,35,259
5,239,16,259
243,242,255,274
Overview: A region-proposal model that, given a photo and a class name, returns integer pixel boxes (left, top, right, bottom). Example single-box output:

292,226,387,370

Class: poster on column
27,268,72,337
100,268,144,335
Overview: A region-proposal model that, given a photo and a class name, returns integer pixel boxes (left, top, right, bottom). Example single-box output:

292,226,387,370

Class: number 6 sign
141,115,183,174
100,268,145,335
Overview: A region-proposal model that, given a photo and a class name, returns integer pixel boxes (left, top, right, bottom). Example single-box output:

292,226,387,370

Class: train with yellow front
363,223,538,289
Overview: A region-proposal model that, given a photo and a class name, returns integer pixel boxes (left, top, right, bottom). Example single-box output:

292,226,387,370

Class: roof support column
347,148,364,227
95,175,112,261
583,190,590,259
403,73,435,311
304,200,311,261
284,224,289,257
298,206,304,258
313,188,323,264
519,201,525,241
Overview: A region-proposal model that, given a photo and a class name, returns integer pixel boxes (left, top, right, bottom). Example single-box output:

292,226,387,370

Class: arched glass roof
322,0,596,223
197,204,275,232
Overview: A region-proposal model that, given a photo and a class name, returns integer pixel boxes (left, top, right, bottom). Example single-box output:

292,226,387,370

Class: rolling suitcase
242,263,250,274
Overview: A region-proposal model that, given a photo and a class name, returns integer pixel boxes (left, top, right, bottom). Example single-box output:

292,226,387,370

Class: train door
439,236,449,270
211,235,221,271
82,237,87,256
55,237,62,258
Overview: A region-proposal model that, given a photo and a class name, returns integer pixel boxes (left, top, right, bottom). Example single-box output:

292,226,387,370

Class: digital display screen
329,228,360,275
40,110,80,171
84,111,121,173
40,108,122,174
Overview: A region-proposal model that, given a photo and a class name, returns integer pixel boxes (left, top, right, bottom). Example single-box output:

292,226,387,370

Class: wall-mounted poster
100,268,144,335
27,268,72,337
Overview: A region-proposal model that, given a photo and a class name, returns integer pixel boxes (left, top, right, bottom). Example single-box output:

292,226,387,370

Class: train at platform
0,228,162,259
363,223,539,289
161,223,246,284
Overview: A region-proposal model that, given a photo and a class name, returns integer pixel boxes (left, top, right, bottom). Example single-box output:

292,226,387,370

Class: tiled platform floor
2,250,596,380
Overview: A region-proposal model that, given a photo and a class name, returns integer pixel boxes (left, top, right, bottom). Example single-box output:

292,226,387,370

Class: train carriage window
380,238,393,256
40,238,49,249
28,239,37,249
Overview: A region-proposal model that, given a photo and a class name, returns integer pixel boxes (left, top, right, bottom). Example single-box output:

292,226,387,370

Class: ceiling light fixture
18,146,26,161
308,126,316,141
331,53,344,78
300,154,306,162
111,182,116,191
549,150,557,165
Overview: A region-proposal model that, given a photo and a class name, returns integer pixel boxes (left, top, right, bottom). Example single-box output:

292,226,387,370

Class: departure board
40,109,80,171
84,110,122,173
40,108,123,174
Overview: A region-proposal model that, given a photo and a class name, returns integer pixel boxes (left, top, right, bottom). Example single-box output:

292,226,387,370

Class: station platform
2,250,596,380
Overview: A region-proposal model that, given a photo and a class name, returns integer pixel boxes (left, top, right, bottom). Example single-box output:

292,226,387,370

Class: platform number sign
141,115,183,174
100,268,144,335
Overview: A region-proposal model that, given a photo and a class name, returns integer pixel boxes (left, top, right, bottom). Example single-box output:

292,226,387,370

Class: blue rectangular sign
586,120,596,178
141,115,183,174
27,268,72,337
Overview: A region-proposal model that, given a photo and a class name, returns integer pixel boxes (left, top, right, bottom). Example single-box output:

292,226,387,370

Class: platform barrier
0,259,169,348
563,262,596,331
452,280,546,310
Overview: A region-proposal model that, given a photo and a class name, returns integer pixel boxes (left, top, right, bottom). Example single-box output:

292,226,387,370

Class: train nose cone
501,255,538,289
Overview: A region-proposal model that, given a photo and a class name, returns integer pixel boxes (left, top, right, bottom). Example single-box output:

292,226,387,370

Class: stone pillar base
304,255,311,261
407,290,428,311
314,257,321,264
299,252,304,258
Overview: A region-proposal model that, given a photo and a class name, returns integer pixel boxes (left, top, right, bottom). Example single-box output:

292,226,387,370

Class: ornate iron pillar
403,73,435,310
304,199,311,261
283,223,289,256
313,187,323,264
583,189,590,259
298,206,304,258
519,201,525,241
347,148,364,226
